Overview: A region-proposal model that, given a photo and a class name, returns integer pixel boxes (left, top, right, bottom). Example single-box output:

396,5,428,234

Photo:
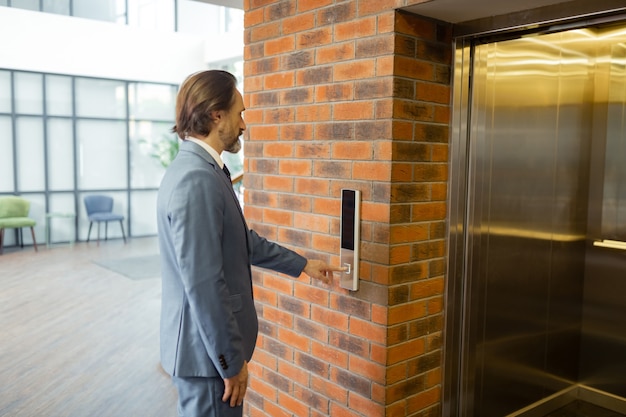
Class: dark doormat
94,254,161,280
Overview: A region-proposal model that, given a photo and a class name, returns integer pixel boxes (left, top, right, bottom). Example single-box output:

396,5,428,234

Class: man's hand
223,361,248,407
303,259,347,284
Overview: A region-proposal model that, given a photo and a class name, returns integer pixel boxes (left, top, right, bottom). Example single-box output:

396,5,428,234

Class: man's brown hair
172,70,238,139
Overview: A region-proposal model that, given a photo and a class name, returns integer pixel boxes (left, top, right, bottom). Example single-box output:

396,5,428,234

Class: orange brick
350,317,386,345
296,27,333,49
353,161,390,181
264,72,295,89
376,55,394,76
280,123,314,140
411,202,447,221
406,386,441,414
244,7,264,28
279,159,312,176
312,197,339,216
295,178,330,196
317,42,356,64
371,304,387,325
265,35,295,56
296,104,332,122
278,392,308,416
311,375,348,404
332,141,372,160
395,56,435,81
294,213,330,233
311,232,339,254
248,125,279,141
263,304,295,328
263,175,293,192
283,12,316,34
297,0,333,12
349,391,385,417
248,377,278,403
264,142,294,158
295,143,331,159
250,21,281,43
416,82,450,104
263,207,293,226
262,401,290,417
311,305,349,329
388,301,428,326
315,83,354,102
278,361,311,387
390,244,411,264
334,60,375,81
278,327,310,352
389,224,429,244
312,340,349,368
334,17,377,41
361,202,389,223
334,101,374,121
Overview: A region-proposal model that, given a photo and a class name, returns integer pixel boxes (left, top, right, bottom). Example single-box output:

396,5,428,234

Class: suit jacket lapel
179,141,248,227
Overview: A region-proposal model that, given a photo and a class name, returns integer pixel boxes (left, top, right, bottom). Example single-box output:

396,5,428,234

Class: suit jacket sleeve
248,229,307,277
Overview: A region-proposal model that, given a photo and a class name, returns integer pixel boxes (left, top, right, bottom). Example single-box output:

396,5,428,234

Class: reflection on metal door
445,22,626,417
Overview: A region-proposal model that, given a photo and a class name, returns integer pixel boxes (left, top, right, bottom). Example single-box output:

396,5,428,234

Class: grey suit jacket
157,140,306,379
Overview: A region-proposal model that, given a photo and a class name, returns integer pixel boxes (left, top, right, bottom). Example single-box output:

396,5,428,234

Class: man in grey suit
157,70,343,417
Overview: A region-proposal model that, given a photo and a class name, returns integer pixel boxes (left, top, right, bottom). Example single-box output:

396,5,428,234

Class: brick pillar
243,2,451,416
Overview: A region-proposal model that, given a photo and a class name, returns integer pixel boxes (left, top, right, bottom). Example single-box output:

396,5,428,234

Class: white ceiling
403,0,571,24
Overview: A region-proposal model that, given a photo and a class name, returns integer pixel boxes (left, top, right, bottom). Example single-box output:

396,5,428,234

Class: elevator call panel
340,189,361,291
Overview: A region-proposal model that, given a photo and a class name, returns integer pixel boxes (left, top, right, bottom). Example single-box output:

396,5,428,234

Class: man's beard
220,127,242,154
225,136,241,154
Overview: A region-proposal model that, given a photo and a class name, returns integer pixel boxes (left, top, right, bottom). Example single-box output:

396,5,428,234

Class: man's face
220,90,246,154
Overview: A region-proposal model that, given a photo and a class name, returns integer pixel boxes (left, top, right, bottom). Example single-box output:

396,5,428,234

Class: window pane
43,0,70,15
73,0,126,23
77,120,127,189
76,78,127,119
14,72,43,114
47,193,77,244
0,116,14,192
128,0,174,31
10,0,39,11
48,118,75,190
46,75,73,116
16,116,45,191
177,0,220,36
130,120,171,188
0,70,11,113
130,190,157,235
128,82,176,120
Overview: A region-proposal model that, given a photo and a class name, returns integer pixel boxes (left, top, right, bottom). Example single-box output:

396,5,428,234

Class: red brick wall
243,1,451,416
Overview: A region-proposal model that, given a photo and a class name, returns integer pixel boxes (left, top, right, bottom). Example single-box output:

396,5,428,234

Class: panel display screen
341,189,355,250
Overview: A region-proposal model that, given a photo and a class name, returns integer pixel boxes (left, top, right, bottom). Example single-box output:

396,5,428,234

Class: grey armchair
84,195,126,245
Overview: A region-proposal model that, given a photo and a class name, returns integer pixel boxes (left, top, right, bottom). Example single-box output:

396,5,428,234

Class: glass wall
0,68,178,246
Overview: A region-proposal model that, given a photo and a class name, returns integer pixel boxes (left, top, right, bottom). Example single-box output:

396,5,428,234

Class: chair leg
0,228,4,255
30,227,38,252
105,222,108,241
19,228,24,248
87,222,93,242
119,220,126,243
97,222,101,246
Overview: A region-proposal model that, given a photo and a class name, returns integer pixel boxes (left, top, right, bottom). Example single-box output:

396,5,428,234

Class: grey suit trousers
172,375,243,417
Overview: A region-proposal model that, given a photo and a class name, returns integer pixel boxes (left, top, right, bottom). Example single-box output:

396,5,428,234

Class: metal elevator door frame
443,20,626,417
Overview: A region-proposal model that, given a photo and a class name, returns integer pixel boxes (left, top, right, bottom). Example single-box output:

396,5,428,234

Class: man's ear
210,110,222,123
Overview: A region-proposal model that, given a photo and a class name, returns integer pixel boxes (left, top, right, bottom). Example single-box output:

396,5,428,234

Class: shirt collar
186,137,224,169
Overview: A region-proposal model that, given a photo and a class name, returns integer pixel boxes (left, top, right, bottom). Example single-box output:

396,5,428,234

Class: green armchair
0,196,38,254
